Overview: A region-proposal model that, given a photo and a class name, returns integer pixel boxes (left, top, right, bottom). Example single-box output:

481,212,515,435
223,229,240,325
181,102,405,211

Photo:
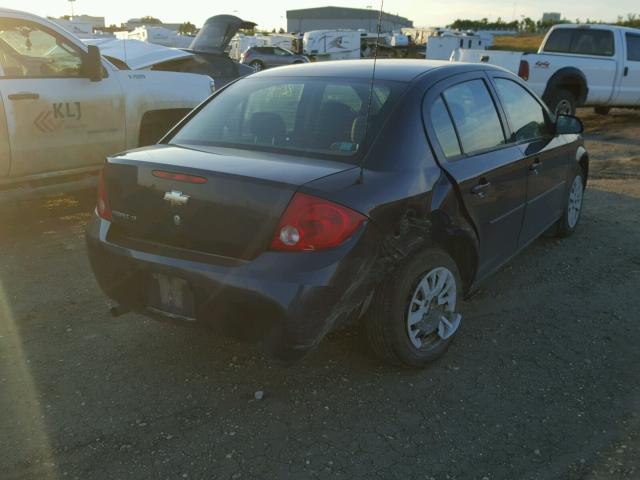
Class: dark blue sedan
86,60,588,367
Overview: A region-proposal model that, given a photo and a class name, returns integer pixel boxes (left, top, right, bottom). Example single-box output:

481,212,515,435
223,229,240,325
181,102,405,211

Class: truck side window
627,33,640,61
544,29,573,53
0,19,83,78
429,96,461,159
493,78,550,143
571,30,614,57
442,80,505,156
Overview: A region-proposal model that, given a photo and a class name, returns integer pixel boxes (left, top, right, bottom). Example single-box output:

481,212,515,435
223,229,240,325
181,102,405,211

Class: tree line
448,13,640,33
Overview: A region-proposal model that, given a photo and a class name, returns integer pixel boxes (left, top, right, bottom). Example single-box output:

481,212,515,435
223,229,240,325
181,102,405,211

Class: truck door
615,32,640,106
0,17,125,178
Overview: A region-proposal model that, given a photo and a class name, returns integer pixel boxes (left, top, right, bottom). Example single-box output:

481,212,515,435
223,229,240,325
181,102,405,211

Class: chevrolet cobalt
86,60,588,367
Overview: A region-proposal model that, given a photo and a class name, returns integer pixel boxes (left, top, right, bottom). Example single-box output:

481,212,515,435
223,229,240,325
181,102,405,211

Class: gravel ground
1,109,639,480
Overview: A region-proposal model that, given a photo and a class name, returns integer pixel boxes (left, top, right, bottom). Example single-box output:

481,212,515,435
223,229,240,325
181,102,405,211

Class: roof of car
252,59,499,82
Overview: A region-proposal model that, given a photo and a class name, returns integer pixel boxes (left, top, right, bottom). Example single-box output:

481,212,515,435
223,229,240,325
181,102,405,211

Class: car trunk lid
104,144,355,260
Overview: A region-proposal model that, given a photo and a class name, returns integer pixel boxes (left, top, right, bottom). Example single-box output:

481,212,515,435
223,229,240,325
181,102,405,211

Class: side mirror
555,114,583,135
84,45,103,82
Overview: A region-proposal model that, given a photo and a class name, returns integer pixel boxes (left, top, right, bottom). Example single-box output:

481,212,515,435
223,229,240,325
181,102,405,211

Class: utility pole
68,0,76,18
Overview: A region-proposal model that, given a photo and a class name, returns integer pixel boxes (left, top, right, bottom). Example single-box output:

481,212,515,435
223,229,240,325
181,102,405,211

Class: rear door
0,16,125,178
615,32,640,106
489,74,571,246
424,73,528,278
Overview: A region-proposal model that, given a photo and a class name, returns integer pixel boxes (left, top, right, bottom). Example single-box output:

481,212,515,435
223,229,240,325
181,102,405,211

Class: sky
3,0,638,30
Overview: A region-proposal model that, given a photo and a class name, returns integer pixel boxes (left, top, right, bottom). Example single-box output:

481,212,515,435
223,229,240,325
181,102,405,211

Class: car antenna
357,0,384,184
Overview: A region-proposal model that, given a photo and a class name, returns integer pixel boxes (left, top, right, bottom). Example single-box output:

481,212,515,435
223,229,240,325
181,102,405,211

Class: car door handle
8,92,40,101
471,180,491,196
529,158,542,173
624,66,629,77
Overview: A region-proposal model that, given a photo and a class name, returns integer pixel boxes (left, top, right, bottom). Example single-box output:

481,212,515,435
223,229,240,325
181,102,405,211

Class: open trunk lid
188,15,257,55
104,144,354,260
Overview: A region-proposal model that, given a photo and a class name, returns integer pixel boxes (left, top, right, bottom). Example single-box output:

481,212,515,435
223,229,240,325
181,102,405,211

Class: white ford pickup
450,24,640,115
0,9,215,198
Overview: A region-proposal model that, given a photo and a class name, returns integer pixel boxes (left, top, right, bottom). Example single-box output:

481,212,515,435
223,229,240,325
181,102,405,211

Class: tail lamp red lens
96,167,112,221
270,193,366,251
518,60,530,81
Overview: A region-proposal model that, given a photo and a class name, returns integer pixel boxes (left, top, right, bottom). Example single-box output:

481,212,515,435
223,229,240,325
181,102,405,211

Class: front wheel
365,248,463,368
556,170,585,237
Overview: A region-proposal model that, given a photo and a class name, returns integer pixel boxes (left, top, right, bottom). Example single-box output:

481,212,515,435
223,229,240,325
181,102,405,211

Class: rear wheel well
138,109,192,147
546,74,588,106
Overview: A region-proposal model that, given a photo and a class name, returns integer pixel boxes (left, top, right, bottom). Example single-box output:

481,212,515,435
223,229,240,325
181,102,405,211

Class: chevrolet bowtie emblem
163,190,190,207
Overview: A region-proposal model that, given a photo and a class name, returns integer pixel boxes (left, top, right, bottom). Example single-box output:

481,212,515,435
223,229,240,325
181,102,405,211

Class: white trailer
303,30,361,61
425,29,484,60
228,34,266,60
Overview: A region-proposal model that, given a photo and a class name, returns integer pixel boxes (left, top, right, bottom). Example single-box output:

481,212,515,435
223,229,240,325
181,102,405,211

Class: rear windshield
543,29,615,57
168,76,404,162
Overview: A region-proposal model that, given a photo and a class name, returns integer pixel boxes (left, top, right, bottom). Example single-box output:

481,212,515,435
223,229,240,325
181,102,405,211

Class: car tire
250,60,265,72
546,89,577,116
365,248,463,368
594,106,611,115
556,168,586,238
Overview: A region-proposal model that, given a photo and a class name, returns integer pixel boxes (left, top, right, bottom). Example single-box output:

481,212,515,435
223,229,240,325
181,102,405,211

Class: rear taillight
270,193,366,251
96,167,112,221
518,60,530,81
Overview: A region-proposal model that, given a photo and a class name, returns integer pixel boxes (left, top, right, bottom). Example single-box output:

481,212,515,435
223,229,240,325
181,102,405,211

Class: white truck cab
0,9,214,197
451,24,640,115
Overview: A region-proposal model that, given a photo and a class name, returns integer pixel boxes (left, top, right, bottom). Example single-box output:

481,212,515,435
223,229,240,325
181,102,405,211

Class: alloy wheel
568,175,584,228
406,267,461,350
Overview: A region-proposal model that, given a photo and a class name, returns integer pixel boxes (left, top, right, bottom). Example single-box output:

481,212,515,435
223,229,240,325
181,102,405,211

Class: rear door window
544,29,614,56
543,29,573,53
493,78,550,142
571,30,614,56
442,79,505,155
429,97,461,158
627,33,640,61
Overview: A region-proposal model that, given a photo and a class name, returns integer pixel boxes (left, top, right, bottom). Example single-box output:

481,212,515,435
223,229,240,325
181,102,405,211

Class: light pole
68,0,76,18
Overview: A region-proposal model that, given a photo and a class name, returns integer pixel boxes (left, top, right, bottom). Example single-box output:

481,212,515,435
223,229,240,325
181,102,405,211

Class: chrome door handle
8,92,39,101
471,181,491,196
529,158,542,173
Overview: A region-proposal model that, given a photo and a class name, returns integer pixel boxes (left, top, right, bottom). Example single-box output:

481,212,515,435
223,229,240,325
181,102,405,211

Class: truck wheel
594,106,611,115
365,248,463,368
250,60,265,72
546,89,576,116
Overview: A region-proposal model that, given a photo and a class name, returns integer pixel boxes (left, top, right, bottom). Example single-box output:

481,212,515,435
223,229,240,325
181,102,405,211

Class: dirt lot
1,108,639,479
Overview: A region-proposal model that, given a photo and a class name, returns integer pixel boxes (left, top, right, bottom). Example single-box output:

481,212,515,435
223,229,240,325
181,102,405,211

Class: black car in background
86,60,588,367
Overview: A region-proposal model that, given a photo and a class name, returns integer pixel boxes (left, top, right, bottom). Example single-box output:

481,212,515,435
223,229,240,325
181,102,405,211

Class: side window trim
438,94,464,160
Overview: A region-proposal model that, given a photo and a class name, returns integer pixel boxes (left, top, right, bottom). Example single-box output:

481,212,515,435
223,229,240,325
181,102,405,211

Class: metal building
287,6,413,33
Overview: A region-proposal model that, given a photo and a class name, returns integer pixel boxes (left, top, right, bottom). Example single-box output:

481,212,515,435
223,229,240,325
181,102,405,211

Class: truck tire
594,106,611,115
546,89,576,116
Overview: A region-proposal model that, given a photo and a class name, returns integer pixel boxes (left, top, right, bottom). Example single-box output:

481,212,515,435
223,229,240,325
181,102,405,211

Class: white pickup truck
451,24,640,115
0,9,215,198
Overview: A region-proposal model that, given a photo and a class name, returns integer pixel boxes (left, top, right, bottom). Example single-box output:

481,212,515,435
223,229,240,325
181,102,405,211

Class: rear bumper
86,213,378,361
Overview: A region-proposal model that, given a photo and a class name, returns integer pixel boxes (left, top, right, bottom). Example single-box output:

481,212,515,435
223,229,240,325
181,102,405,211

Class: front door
489,75,571,246
615,32,640,106
425,75,529,278
0,17,125,178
